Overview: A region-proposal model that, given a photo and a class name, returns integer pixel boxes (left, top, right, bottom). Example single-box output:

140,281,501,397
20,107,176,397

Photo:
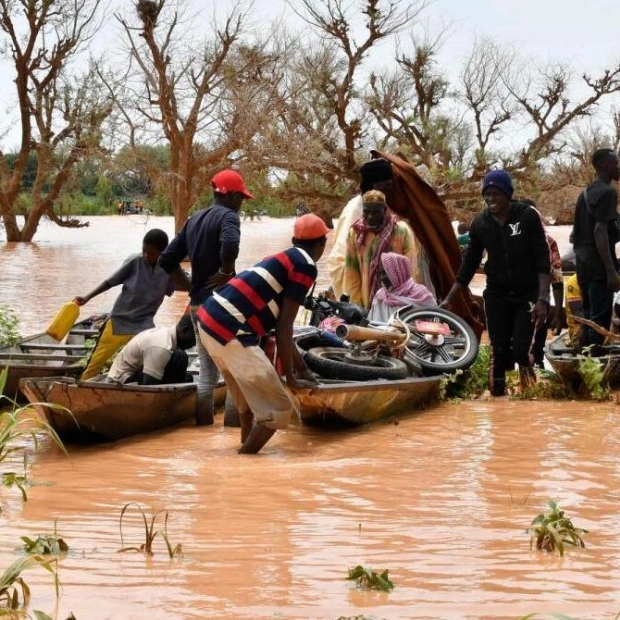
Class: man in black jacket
441,170,550,396
573,148,620,348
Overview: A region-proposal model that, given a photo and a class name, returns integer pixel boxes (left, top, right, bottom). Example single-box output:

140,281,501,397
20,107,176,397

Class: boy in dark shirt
75,229,175,380
441,170,550,396
572,148,620,348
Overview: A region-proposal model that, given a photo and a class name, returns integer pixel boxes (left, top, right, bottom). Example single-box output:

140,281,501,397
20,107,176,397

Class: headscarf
373,252,436,308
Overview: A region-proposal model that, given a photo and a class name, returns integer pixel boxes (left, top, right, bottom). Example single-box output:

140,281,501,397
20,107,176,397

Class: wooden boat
291,328,442,426
0,314,107,401
292,375,441,426
544,331,620,393
19,373,227,442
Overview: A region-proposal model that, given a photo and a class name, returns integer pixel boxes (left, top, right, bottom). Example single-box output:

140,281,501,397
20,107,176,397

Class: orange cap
211,169,254,199
294,214,330,240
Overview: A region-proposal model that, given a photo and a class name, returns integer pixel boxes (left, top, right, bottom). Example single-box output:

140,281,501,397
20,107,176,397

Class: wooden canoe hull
19,377,227,442
293,375,441,425
544,332,620,392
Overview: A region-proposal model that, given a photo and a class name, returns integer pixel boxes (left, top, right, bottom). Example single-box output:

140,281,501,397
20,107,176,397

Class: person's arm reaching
275,296,317,390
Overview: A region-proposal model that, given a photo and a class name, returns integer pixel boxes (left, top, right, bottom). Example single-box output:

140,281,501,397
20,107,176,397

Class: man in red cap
159,168,254,425
197,214,330,454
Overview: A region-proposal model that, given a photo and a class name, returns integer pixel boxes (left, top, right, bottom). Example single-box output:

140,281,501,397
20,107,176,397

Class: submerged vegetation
22,522,69,556
440,342,613,401
0,304,21,348
118,503,182,558
346,565,394,592
527,500,588,556
0,368,71,617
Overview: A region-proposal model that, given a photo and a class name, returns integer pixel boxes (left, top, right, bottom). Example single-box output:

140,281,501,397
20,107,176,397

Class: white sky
0,0,619,149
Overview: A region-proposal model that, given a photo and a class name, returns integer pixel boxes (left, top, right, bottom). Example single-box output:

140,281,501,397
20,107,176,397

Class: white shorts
200,329,298,430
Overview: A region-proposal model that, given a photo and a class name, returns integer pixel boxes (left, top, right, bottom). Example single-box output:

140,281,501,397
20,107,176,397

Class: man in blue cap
441,169,551,396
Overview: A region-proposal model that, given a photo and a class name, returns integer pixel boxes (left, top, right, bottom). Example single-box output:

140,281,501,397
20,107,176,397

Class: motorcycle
300,293,479,379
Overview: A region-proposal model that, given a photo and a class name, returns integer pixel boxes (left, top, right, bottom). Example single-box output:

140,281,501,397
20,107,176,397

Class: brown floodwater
1,216,618,620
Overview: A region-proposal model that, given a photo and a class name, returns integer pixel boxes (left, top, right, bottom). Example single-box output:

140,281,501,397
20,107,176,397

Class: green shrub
0,304,20,348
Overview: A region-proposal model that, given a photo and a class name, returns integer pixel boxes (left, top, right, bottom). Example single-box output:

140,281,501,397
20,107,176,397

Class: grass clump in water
527,500,587,557
22,522,69,555
439,344,490,400
346,565,394,592
118,502,182,558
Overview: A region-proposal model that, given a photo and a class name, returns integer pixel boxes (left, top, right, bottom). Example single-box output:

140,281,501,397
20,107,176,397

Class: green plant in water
527,500,587,557
0,556,59,616
346,565,394,592
576,354,610,400
22,522,69,555
118,503,182,558
0,304,21,348
439,344,490,400
0,369,69,509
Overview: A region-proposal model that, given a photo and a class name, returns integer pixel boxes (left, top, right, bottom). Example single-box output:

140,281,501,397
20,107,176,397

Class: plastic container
46,301,80,341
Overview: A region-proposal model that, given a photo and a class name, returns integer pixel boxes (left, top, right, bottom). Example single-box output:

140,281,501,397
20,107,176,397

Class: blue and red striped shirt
197,247,318,346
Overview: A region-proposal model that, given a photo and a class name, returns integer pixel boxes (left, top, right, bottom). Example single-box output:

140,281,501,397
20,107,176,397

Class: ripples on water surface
1,216,619,619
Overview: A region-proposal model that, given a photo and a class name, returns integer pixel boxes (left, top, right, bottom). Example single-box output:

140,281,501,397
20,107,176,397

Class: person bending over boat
159,169,253,427
105,315,196,385
367,252,436,322
197,214,330,455
75,229,177,381
342,190,417,310
441,170,551,396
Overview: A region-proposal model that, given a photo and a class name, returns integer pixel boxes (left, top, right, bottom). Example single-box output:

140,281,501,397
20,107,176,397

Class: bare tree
506,62,620,171
110,0,283,232
460,37,513,178
367,32,469,177
272,0,428,206
0,0,112,242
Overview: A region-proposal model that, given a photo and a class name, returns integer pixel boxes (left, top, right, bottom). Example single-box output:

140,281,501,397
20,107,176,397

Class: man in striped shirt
197,214,330,454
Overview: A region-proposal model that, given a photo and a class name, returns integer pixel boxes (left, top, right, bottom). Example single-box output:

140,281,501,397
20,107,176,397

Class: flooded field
0,215,618,620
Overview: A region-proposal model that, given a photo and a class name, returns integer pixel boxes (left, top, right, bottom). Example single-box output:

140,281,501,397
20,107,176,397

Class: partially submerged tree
0,0,112,242
110,0,283,233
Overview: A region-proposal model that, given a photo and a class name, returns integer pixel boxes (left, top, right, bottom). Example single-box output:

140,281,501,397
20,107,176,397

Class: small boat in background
0,315,106,401
545,331,620,394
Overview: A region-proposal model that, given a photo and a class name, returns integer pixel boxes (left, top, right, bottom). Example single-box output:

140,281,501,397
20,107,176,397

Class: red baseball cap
211,169,254,200
294,214,330,240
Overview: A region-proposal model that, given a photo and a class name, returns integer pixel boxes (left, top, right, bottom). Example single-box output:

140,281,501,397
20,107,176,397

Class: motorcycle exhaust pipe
335,324,407,342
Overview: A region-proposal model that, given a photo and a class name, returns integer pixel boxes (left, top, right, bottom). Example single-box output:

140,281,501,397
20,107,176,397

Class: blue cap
482,169,514,198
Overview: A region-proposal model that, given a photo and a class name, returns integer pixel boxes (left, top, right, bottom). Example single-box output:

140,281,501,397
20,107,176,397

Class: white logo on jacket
508,222,522,236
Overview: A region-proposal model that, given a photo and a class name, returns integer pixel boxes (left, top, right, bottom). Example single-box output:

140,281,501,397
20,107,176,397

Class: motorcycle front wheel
395,306,479,374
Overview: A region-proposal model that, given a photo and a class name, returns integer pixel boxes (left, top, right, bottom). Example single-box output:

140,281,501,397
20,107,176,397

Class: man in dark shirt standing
573,148,620,349
441,170,550,396
159,169,254,425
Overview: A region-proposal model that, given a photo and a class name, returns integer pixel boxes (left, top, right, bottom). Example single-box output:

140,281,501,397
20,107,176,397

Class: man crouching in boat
105,315,196,385
196,214,330,454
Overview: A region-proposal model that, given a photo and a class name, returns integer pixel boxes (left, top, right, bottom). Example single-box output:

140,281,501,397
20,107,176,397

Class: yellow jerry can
46,301,80,341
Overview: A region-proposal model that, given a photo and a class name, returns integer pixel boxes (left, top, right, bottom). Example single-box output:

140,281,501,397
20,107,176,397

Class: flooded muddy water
1,216,619,620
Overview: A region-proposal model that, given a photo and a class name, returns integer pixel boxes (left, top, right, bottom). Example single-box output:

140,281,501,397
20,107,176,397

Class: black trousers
483,291,535,392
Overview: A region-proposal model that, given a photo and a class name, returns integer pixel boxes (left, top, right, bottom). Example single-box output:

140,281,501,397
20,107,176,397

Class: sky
0,0,619,149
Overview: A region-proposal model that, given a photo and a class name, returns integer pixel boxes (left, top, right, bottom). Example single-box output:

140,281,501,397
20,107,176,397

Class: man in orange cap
159,168,254,425
197,214,330,454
